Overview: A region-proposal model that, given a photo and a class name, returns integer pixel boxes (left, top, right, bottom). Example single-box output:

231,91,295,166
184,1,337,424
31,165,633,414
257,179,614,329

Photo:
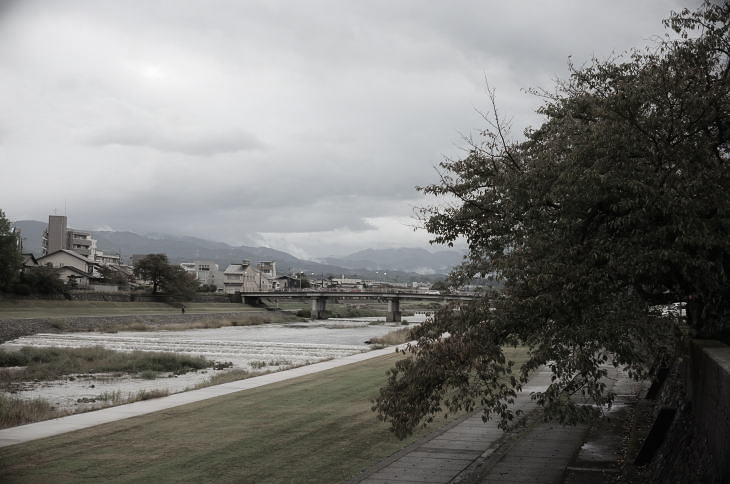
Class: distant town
14,215,456,296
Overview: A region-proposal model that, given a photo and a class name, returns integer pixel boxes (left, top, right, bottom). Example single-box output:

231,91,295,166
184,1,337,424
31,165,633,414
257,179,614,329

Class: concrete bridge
239,290,476,322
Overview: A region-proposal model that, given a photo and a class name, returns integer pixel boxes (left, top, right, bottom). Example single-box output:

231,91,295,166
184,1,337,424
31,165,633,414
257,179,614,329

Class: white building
223,260,275,294
36,249,100,288
256,261,277,279
94,249,121,266
180,260,225,292
330,277,363,289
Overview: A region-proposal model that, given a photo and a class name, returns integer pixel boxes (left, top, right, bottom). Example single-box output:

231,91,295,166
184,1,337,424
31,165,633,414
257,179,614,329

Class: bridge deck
239,291,475,301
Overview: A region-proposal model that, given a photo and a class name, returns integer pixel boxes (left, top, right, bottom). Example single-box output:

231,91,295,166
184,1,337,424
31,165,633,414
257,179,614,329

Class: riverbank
0,309,297,343
0,317,423,425
0,347,527,482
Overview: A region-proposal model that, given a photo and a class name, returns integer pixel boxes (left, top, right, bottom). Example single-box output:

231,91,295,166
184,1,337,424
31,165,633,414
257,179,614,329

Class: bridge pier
386,297,401,323
243,295,263,307
311,296,328,320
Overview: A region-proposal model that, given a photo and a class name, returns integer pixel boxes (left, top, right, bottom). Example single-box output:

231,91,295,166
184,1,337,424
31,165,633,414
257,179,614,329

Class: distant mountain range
12,220,463,281
323,248,464,275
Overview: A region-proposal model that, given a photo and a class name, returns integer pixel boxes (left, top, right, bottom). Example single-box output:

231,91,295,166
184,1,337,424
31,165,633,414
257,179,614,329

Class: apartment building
223,260,275,294
180,260,225,292
41,215,120,266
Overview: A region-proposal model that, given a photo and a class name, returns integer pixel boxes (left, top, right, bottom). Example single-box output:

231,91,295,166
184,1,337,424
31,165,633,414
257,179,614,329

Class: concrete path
0,344,403,448
355,365,637,484
563,374,646,484
353,367,554,484
481,365,641,484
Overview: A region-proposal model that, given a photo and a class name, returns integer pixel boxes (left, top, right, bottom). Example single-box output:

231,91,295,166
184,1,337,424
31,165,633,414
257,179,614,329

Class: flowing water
1,316,425,412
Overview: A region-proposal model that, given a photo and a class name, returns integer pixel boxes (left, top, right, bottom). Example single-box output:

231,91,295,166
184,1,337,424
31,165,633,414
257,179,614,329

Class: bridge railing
245,288,476,297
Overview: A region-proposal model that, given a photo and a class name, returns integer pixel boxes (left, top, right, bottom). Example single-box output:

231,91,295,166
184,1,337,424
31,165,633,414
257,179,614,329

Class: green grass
0,301,259,319
0,348,528,483
0,346,212,386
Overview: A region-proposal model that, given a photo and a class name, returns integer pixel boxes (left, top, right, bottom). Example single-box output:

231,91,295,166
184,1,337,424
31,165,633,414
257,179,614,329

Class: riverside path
352,365,638,484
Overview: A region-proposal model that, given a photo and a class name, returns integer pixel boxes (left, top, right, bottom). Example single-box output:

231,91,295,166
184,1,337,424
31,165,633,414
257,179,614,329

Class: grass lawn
0,301,258,319
0,348,528,483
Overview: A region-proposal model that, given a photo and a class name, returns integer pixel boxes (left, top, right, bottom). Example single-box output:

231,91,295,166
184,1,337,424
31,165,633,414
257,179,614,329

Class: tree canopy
133,253,199,299
134,254,171,294
0,209,22,291
374,3,730,439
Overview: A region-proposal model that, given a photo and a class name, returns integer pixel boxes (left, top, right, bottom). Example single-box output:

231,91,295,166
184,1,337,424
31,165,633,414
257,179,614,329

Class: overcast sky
0,0,699,258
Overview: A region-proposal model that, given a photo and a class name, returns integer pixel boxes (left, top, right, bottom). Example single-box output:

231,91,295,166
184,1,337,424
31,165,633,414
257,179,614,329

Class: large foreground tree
375,2,730,438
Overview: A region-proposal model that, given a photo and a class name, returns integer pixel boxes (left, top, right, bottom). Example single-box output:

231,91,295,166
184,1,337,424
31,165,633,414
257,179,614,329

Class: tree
429,280,450,292
20,266,65,295
133,254,199,299
374,3,730,439
0,209,22,291
134,254,172,294
98,265,131,288
161,266,199,300
295,272,311,289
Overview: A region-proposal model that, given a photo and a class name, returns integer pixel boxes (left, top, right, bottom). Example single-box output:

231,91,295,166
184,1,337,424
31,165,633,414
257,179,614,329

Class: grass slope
0,348,528,483
0,301,259,319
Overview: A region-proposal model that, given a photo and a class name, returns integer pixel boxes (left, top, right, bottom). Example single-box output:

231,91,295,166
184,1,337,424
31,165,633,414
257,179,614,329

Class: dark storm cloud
0,0,703,257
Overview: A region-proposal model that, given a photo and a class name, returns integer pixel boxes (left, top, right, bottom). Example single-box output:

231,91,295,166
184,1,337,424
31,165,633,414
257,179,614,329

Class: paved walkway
0,344,404,448
355,365,636,484
353,367,554,483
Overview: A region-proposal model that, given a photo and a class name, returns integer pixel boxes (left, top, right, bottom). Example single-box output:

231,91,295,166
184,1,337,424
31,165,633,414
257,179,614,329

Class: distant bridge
239,290,476,322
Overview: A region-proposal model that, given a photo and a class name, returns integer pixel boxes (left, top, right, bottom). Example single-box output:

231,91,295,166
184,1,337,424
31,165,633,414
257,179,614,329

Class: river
0,315,425,412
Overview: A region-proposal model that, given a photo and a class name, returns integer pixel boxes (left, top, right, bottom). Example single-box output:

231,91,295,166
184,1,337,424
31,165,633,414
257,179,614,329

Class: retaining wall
0,311,264,343
689,339,730,481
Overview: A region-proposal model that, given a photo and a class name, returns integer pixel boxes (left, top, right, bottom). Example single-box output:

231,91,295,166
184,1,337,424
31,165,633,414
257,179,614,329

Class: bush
19,266,64,295
10,283,31,296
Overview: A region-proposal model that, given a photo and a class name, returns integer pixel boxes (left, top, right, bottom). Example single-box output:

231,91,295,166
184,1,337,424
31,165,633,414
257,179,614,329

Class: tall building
41,215,117,265
256,261,277,279
42,215,68,255
42,215,96,258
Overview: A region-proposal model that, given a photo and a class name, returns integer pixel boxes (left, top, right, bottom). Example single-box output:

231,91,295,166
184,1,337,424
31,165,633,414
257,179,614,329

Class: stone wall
689,340,730,481
0,311,264,343
67,291,134,302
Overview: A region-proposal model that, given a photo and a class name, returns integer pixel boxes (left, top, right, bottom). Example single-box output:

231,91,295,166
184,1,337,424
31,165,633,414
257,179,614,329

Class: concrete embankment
0,311,268,343
689,339,730,481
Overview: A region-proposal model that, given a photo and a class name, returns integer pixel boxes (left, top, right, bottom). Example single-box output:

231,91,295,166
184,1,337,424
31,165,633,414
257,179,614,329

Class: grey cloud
85,125,264,156
1,0,704,257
